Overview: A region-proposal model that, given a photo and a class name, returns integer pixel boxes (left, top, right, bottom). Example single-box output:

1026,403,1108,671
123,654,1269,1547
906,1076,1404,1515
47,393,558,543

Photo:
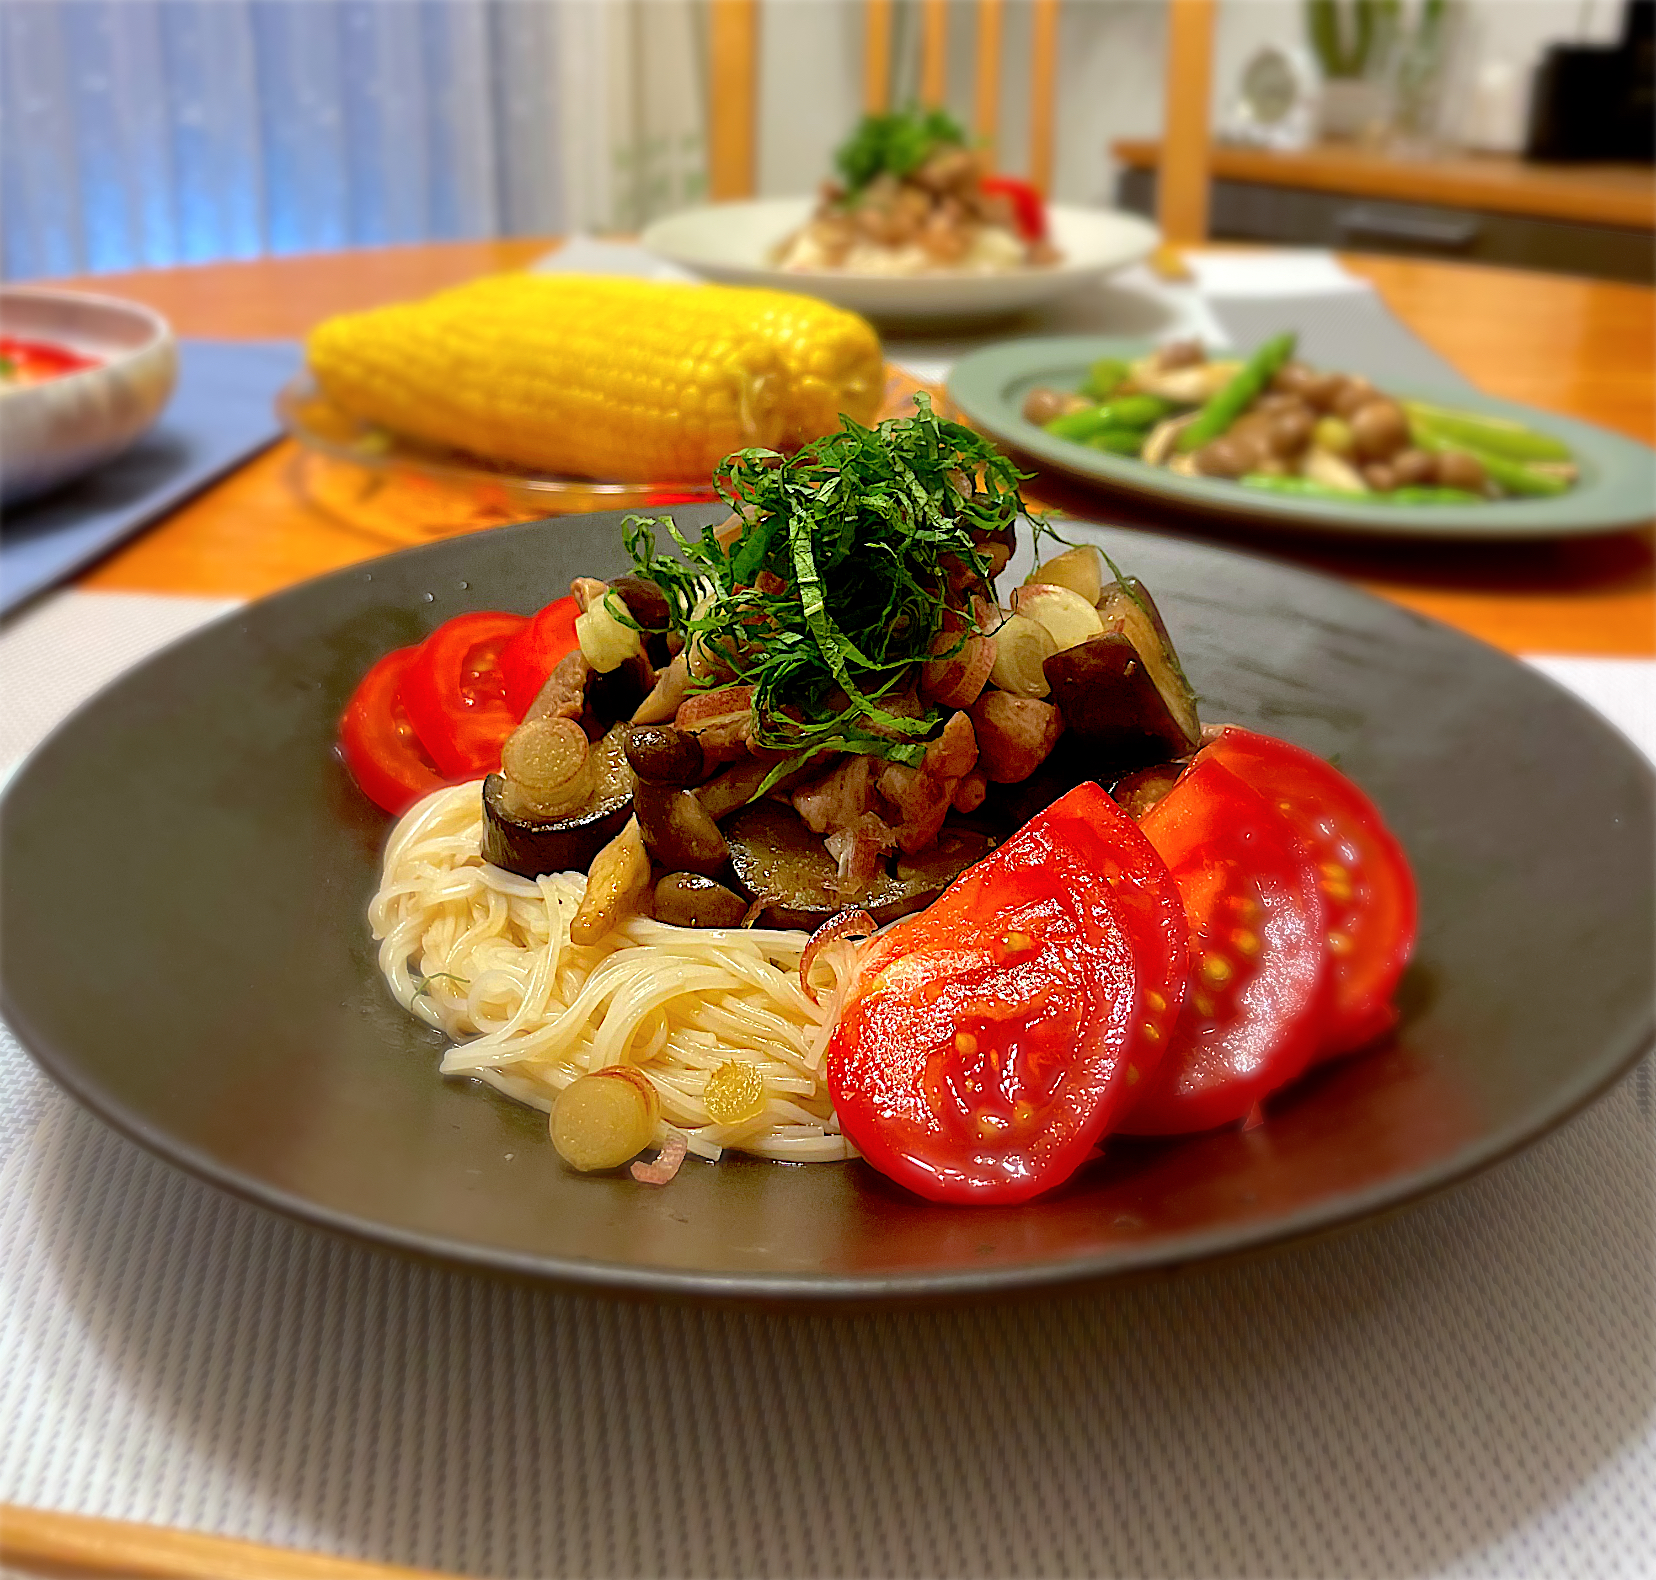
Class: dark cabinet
1117,165,1655,284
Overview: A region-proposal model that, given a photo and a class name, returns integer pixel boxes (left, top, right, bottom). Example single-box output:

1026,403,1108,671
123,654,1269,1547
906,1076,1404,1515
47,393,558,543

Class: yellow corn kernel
306,273,883,483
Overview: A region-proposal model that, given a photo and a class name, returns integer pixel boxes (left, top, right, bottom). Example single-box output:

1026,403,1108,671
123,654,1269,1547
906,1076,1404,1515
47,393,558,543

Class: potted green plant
1305,0,1399,140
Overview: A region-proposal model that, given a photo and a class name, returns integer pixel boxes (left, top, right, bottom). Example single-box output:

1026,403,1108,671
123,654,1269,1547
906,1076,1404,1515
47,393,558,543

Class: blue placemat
0,338,304,617
1208,290,1476,393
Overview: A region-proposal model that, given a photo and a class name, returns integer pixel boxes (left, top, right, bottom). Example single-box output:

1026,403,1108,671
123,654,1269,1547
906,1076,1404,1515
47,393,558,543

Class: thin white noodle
371,781,845,1166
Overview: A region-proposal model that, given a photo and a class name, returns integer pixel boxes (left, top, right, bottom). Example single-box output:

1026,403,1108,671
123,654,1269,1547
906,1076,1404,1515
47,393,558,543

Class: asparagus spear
1175,332,1298,454
1402,401,1573,463
1082,357,1131,400
1240,475,1483,505
1409,419,1572,496
1043,395,1171,443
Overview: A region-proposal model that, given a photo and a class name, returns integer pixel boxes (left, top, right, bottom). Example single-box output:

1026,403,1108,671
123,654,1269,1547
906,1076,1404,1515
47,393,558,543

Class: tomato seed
996,930,1035,961
976,1110,1009,1140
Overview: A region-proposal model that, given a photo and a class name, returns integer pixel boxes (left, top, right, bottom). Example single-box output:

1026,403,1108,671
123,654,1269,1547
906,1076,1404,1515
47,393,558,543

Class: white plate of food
641,108,1157,322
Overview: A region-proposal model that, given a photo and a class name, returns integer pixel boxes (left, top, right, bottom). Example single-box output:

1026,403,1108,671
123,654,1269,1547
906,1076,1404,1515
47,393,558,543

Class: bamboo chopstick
0,1504,453,1580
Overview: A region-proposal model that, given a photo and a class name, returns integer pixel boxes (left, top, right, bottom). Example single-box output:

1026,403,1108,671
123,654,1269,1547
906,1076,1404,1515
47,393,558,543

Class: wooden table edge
0,1502,454,1580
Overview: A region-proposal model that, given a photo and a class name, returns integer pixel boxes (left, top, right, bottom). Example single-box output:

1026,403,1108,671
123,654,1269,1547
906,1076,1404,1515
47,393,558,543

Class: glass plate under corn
276,373,718,540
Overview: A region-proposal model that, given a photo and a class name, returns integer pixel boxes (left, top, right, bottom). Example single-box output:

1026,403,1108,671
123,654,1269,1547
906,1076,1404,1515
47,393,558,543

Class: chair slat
1159,0,1215,244
974,0,1004,148
920,0,949,107
709,0,759,200
865,0,894,113
1028,0,1060,194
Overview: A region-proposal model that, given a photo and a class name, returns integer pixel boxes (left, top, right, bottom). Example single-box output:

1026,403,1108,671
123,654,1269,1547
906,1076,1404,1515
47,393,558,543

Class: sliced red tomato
1121,756,1330,1136
979,175,1047,241
498,595,581,721
0,334,99,383
339,645,448,816
826,782,1187,1204
1202,726,1417,1058
1037,781,1190,1088
399,610,527,779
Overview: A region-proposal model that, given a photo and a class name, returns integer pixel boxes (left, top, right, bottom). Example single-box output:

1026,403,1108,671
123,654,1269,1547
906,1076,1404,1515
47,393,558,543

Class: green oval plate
947,335,1656,541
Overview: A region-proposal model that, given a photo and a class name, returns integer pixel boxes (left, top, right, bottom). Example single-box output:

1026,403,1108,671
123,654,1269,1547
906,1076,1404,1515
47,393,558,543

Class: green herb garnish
412,970,469,1000
834,106,968,196
623,394,1057,770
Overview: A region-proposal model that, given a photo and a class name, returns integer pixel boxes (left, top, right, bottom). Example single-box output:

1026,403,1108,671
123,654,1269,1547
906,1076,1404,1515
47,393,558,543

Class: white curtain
557,0,707,233
0,0,708,281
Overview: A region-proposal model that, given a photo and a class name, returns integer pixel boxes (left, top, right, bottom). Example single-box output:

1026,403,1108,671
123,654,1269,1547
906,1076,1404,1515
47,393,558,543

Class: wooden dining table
38,240,1652,655
42,239,1655,661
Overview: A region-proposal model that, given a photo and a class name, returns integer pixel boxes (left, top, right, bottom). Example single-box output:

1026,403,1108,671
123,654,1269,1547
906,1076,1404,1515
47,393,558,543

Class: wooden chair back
708,0,1214,248
709,0,761,202
862,0,1061,194
1158,0,1215,246
707,0,1058,201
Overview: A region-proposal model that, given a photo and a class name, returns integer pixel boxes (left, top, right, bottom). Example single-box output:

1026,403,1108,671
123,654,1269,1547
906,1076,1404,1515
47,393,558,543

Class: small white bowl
0,286,178,508
641,198,1160,323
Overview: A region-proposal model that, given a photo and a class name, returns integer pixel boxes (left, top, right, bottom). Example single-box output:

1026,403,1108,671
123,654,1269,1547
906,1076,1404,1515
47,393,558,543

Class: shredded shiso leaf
622,394,1059,779
833,106,969,196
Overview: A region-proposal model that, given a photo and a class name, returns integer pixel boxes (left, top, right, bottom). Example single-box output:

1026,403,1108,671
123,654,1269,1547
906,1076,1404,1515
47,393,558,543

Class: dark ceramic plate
947,336,1656,541
4,507,1652,1301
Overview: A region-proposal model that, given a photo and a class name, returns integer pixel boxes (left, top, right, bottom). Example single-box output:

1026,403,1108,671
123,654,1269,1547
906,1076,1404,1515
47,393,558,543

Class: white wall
1443,0,1623,148
755,1,864,197
750,0,1631,207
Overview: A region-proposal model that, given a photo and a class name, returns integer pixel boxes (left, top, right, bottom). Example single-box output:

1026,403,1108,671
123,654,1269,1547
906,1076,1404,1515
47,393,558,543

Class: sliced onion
630,1128,689,1185
921,630,996,709
575,592,644,674
501,717,594,817
986,613,1055,699
800,908,876,1005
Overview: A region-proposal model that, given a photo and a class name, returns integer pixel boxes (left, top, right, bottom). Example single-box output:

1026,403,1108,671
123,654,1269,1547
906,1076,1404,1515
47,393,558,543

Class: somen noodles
371,782,853,1163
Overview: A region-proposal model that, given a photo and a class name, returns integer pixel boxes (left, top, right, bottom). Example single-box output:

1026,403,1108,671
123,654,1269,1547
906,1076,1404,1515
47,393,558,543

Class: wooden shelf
1113,140,1655,231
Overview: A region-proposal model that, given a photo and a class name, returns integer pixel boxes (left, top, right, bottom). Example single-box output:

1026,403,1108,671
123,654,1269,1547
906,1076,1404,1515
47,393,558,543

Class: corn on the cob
306,274,883,483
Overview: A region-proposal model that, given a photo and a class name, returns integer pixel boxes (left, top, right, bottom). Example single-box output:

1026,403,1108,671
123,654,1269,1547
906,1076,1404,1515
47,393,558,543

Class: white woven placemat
2,591,1652,1579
